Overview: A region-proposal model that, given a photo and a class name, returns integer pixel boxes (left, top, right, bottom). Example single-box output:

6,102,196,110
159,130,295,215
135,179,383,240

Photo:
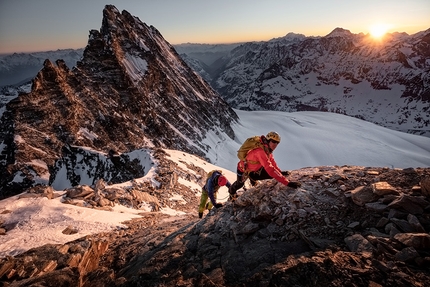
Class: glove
287,181,301,189
281,170,290,176
214,203,223,208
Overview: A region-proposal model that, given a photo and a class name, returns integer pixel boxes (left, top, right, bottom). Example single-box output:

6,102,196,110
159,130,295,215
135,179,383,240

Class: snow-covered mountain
0,5,237,198
0,7,429,285
0,43,240,88
202,28,430,137
1,5,429,200
174,43,242,67
3,28,429,138
0,49,84,87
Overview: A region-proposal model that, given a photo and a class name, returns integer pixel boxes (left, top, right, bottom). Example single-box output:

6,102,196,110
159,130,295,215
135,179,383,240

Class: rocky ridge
0,5,237,198
2,27,430,138
180,28,430,136
0,5,429,287
0,49,84,87
0,150,429,286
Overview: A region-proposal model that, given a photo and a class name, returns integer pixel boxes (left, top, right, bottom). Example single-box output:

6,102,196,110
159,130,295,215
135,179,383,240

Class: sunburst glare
369,24,390,39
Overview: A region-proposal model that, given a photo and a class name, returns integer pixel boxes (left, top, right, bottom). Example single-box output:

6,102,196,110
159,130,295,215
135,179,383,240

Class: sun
369,24,389,39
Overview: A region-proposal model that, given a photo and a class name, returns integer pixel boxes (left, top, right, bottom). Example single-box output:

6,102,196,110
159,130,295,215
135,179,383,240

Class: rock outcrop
0,5,237,198
1,164,429,286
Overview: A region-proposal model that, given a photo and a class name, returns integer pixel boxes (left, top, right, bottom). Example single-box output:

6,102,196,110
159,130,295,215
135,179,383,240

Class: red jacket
238,143,289,186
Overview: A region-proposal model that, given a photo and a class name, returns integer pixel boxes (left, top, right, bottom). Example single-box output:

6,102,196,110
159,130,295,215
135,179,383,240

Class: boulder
421,176,430,197
395,246,420,262
372,181,398,196
350,186,379,206
388,195,429,215
344,234,375,252
66,185,94,198
394,233,430,249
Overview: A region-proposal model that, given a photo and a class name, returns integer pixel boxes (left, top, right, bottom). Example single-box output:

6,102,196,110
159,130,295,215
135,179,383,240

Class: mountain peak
325,27,353,37
284,32,306,39
0,5,237,196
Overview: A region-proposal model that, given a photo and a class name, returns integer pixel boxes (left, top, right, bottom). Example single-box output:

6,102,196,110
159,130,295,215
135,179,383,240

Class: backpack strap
243,136,271,168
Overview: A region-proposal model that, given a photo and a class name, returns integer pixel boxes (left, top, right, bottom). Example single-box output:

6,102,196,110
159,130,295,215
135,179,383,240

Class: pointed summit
0,5,237,196
325,27,353,38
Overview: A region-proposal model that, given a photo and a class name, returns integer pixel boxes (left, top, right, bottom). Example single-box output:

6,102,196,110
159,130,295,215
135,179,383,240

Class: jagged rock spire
0,5,237,197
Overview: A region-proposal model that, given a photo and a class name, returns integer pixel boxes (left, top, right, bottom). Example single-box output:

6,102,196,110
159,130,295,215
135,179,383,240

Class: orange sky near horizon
0,0,429,54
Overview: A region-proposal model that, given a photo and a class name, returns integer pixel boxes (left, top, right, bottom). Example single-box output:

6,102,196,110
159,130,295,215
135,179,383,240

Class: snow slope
1,109,430,258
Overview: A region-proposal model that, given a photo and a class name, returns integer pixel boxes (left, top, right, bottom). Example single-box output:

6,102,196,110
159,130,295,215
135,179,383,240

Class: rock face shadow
1,166,430,286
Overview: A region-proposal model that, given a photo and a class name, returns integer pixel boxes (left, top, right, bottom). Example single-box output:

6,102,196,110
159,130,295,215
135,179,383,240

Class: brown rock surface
1,165,430,286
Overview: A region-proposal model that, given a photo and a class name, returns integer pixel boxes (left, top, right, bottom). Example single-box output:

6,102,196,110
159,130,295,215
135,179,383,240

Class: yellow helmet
266,131,281,143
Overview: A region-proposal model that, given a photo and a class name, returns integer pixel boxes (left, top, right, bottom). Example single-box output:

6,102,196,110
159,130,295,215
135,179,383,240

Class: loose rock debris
1,157,429,286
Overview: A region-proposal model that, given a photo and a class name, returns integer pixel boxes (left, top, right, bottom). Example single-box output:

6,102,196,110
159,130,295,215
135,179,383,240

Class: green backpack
237,136,264,161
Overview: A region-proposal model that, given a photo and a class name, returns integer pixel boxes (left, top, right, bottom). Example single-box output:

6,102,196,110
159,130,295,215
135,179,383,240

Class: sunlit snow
1,109,430,258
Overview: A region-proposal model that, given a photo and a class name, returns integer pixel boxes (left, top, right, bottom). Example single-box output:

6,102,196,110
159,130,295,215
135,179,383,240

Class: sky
0,0,429,54
1,109,430,258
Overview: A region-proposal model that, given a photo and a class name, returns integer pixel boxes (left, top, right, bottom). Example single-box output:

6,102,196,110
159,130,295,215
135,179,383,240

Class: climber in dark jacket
198,170,231,218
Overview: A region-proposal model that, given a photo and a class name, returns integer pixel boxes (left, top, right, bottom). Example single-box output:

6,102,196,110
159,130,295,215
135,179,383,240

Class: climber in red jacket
228,131,301,200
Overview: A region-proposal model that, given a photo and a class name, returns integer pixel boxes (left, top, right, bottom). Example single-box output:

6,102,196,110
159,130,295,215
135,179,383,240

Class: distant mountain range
1,6,429,286
1,4,429,197
1,27,429,137
0,49,84,87
177,29,430,137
